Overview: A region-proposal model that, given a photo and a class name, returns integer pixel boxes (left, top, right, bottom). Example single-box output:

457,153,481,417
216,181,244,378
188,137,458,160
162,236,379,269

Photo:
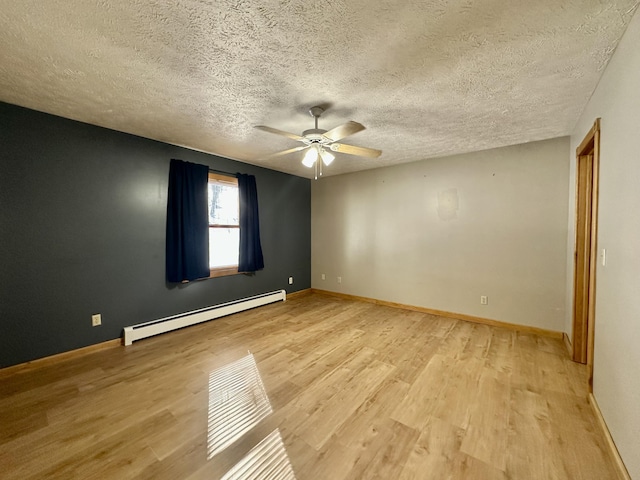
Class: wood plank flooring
0,293,621,479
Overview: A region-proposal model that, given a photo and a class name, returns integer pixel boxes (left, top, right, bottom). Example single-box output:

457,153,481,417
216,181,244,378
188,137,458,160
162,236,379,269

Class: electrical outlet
288,276,294,285
92,314,102,326
480,296,488,305
337,276,342,284
321,273,326,280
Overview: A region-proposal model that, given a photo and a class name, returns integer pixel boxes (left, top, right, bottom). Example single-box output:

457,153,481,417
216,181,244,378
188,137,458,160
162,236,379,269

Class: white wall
567,8,640,478
313,137,569,331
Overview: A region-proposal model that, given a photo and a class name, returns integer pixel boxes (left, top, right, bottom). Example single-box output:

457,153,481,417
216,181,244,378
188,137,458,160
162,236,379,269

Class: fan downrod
303,106,328,139
309,106,325,130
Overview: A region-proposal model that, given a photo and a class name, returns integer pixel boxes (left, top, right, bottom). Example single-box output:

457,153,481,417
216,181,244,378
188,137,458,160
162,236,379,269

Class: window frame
208,172,240,278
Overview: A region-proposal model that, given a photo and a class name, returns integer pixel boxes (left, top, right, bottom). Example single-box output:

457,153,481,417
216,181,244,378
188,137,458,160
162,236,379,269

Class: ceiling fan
255,106,382,178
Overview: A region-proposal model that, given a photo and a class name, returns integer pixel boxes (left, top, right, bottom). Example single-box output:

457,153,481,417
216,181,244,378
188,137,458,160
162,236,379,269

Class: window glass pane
209,228,239,268
208,182,239,225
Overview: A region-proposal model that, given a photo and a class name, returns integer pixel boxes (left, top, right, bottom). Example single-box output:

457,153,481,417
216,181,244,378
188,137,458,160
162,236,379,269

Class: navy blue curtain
166,159,210,282
237,173,264,272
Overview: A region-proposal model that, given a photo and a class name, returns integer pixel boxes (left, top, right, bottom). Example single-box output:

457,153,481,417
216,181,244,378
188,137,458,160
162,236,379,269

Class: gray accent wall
0,102,311,368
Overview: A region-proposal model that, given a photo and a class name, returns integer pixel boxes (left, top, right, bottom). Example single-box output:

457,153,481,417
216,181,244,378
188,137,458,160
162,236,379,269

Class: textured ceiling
0,1,638,178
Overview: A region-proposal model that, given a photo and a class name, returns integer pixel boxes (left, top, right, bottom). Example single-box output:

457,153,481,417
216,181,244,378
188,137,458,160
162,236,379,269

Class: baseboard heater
123,290,286,346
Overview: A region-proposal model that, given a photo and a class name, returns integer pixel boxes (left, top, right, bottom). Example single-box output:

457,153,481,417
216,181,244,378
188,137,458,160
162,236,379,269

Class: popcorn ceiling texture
0,0,637,178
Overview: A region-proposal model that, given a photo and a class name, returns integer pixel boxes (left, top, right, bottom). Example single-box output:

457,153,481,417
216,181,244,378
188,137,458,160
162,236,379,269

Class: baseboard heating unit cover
123,290,286,345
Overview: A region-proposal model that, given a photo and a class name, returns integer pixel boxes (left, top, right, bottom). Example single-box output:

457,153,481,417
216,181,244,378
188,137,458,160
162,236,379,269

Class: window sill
209,266,240,278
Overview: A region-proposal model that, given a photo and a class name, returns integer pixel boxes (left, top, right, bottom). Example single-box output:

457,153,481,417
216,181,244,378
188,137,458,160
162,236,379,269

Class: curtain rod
209,168,237,177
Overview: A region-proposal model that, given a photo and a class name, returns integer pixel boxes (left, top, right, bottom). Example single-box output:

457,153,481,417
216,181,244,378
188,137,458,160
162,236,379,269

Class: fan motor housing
302,128,330,144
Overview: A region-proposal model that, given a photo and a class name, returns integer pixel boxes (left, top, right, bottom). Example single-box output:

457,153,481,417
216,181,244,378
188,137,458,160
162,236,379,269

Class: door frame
571,118,600,391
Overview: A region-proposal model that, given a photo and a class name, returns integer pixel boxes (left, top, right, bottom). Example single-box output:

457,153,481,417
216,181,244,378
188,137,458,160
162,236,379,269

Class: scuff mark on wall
437,188,459,221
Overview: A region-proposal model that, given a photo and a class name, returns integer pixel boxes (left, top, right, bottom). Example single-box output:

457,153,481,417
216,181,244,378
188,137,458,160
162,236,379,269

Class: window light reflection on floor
207,353,273,459
221,429,297,480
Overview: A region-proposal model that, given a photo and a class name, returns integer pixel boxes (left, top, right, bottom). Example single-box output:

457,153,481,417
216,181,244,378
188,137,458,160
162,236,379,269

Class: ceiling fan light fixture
320,148,335,166
255,105,381,178
302,147,318,167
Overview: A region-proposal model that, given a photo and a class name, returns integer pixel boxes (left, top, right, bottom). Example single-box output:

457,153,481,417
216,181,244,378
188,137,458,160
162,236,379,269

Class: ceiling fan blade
322,121,366,142
254,125,305,142
263,145,309,159
330,143,382,158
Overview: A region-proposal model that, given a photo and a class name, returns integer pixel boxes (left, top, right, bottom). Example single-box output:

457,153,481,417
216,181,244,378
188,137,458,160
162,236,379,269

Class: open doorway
572,118,600,391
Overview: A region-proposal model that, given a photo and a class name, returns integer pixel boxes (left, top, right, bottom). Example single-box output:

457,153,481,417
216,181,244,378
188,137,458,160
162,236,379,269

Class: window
208,172,239,277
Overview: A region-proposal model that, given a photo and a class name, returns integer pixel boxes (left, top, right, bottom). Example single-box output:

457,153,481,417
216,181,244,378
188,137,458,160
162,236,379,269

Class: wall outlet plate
480,296,488,305
288,276,293,285
92,314,102,326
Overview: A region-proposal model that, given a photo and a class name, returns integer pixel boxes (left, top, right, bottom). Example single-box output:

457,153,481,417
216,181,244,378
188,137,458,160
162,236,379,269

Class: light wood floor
0,293,621,479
